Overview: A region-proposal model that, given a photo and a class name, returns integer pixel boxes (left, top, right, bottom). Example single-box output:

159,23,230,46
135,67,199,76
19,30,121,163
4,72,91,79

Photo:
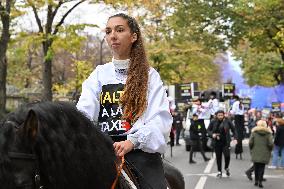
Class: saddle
118,160,173,189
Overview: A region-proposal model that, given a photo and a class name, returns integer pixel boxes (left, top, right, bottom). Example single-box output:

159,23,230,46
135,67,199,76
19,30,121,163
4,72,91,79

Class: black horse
0,101,184,189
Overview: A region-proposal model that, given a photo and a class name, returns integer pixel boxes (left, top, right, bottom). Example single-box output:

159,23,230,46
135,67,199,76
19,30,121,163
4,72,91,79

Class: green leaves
53,60,93,96
234,42,282,86
169,0,284,85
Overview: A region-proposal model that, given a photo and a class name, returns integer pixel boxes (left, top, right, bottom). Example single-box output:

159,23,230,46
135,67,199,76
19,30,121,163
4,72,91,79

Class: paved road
164,139,284,189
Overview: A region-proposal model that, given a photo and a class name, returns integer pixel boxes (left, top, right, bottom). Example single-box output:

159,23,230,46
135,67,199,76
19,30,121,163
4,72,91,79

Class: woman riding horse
0,102,184,189
77,13,173,189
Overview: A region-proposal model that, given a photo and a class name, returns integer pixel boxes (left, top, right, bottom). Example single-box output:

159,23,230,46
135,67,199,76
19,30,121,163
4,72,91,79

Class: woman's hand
113,140,134,157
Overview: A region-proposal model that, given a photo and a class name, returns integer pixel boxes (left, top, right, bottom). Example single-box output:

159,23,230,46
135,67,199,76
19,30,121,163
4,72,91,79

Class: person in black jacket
207,110,236,178
189,114,210,163
270,118,284,168
172,111,183,146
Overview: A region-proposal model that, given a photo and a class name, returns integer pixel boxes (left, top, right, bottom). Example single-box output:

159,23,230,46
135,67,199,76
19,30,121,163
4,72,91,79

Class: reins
111,156,125,189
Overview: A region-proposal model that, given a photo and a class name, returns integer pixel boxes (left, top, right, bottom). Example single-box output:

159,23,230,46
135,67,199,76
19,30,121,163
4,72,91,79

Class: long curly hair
109,13,150,122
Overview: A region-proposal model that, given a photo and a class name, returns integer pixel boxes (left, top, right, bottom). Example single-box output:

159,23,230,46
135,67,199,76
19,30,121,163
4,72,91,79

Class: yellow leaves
52,24,91,53
53,60,93,96
275,28,284,49
146,35,219,89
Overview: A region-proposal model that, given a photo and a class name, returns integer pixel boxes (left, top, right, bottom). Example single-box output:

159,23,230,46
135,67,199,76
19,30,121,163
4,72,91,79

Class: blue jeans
271,145,284,167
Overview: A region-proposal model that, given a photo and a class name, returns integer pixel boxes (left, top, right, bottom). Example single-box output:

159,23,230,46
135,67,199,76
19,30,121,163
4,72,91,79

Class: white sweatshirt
208,98,219,115
76,62,172,154
231,100,245,115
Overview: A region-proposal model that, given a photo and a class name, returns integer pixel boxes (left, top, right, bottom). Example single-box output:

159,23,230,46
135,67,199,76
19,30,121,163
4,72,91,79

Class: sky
15,1,125,37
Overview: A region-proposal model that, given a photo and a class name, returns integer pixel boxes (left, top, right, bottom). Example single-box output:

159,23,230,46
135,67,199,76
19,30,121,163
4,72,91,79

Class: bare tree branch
53,0,86,35
50,0,64,24
46,4,53,33
27,1,44,33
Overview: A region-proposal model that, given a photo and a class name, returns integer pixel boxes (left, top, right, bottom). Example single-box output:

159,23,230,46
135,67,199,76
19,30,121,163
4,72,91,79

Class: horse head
0,102,118,189
0,107,40,188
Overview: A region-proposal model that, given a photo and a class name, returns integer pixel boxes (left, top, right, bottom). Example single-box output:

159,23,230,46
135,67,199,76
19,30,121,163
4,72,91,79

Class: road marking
186,173,228,177
246,174,284,179
194,176,207,189
194,154,216,189
187,172,284,179
204,156,215,173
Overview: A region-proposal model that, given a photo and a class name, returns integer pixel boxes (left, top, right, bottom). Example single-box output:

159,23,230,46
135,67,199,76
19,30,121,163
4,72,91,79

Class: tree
233,40,283,86
141,1,222,88
23,0,88,101
173,0,284,85
7,31,42,90
0,0,14,117
51,25,98,100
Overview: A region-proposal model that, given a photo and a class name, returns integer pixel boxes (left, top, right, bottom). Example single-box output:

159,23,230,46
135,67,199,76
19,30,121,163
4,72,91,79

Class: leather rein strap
111,156,125,189
8,152,43,189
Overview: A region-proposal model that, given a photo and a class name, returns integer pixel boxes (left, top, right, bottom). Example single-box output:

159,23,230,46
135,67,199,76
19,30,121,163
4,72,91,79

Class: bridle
4,120,43,189
8,151,43,189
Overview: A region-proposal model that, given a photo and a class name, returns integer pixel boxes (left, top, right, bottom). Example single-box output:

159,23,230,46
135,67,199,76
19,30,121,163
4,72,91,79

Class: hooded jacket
249,125,273,164
274,118,284,147
207,117,235,147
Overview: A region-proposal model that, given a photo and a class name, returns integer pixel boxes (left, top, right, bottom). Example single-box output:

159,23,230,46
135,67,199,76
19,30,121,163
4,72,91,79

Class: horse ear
23,110,39,141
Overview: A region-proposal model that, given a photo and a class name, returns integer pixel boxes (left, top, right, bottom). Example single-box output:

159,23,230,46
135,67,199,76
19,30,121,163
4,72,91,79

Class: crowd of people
170,93,284,188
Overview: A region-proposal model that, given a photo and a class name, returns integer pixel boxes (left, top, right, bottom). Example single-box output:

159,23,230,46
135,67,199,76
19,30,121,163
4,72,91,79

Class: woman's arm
267,133,274,151
126,68,173,154
249,133,254,150
207,121,214,137
76,66,101,121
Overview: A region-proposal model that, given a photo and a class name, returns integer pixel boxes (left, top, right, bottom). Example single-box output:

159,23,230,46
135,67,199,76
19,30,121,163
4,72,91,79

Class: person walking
207,110,236,178
231,95,245,159
173,111,183,146
249,120,273,188
269,118,284,169
189,114,210,163
190,98,211,150
245,113,269,182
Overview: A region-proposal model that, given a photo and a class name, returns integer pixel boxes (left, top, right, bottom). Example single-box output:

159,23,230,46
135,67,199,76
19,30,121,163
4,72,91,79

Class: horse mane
0,101,117,189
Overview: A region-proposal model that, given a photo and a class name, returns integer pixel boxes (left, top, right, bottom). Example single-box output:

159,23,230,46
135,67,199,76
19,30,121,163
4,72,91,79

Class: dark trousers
189,139,207,161
125,150,167,189
235,139,243,155
254,162,265,183
215,145,230,172
176,127,182,144
234,115,244,154
246,164,254,174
